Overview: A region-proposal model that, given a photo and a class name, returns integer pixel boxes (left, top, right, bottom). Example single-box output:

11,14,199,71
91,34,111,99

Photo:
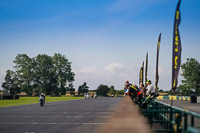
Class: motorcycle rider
129,84,143,104
86,93,89,100
39,93,45,106
84,93,87,100
124,81,130,96
40,93,45,102
124,81,143,104
91,93,94,99
94,93,97,99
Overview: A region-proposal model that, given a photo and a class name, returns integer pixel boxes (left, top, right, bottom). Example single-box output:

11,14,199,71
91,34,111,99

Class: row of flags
139,0,182,91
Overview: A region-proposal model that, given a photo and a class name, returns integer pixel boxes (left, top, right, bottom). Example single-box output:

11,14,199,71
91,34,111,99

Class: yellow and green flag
172,0,182,91
145,52,148,85
155,33,161,90
139,61,144,85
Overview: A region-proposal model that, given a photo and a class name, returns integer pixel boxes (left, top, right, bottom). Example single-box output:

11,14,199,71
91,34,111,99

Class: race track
0,97,121,133
159,100,200,113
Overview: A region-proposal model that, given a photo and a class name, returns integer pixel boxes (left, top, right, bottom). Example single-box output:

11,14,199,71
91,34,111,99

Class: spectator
146,80,155,95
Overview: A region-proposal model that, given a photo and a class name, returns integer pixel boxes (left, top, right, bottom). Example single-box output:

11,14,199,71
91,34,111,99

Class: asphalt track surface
0,97,122,133
159,100,200,130
159,100,200,113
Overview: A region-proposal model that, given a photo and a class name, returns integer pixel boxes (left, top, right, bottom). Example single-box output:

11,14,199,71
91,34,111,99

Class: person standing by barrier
84,93,87,100
86,93,89,100
141,80,159,109
139,83,145,97
146,80,155,95
124,81,130,96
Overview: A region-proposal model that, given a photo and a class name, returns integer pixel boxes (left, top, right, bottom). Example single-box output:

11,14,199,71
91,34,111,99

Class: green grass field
0,96,83,108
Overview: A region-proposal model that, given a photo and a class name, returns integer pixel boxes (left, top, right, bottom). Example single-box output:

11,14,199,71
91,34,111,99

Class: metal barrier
142,100,200,133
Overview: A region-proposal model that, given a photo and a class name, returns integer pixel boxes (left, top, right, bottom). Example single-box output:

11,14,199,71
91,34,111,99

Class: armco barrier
197,97,200,103
142,100,200,133
156,96,190,101
95,95,152,133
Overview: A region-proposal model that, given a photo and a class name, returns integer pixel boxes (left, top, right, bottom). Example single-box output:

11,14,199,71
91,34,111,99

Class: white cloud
150,66,171,77
79,66,97,74
74,63,139,90
104,63,125,73
77,63,182,91
148,65,183,90
0,68,6,90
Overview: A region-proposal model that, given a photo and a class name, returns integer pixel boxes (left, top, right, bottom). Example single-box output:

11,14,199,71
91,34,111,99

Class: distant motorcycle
91,94,94,99
39,93,45,106
86,93,89,100
94,94,97,99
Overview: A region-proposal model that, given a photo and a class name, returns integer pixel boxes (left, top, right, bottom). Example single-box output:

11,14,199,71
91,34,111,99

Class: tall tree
67,82,75,95
108,85,116,95
34,54,53,95
177,84,191,96
96,84,110,96
181,58,200,94
2,53,75,96
52,53,75,95
2,70,20,95
13,54,34,95
78,82,89,95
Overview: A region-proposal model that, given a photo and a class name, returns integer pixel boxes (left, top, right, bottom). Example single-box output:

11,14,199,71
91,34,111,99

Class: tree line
1,53,120,97
178,58,200,95
3,54,198,97
77,82,123,96
2,53,75,96
159,58,200,96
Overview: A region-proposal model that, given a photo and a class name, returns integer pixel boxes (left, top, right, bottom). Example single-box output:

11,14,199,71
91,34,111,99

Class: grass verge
0,96,83,108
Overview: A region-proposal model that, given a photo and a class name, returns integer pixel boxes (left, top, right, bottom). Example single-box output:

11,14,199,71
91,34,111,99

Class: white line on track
0,115,111,118
0,122,107,125
0,111,110,113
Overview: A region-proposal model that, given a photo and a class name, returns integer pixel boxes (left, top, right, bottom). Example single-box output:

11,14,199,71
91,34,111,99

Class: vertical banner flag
155,33,162,90
139,61,144,85
145,52,148,85
172,0,182,91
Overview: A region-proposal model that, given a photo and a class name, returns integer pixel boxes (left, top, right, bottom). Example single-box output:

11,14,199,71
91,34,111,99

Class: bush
51,95,62,97
0,95,19,100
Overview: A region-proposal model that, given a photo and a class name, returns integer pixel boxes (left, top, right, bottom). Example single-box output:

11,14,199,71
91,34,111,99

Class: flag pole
155,33,161,92
171,0,182,106
145,52,148,97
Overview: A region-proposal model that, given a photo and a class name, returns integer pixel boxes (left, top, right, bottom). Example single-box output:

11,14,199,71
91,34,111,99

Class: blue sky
0,0,200,90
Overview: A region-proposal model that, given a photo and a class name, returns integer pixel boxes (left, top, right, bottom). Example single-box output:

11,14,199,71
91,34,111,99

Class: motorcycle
94,94,97,99
91,94,94,99
126,85,159,109
39,95,45,106
139,93,159,109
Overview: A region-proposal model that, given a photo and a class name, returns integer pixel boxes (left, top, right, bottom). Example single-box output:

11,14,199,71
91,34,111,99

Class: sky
0,0,200,91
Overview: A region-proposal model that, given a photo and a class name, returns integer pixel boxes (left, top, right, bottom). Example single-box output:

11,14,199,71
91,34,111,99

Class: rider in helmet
124,81,143,104
40,93,45,103
129,84,143,104
124,81,130,96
